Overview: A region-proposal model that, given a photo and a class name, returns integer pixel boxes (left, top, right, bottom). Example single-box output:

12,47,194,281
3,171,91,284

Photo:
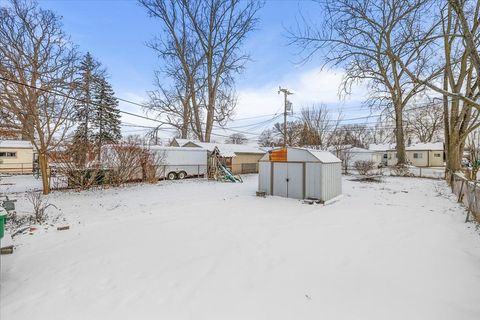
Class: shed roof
308,149,342,163
0,140,33,149
261,147,341,163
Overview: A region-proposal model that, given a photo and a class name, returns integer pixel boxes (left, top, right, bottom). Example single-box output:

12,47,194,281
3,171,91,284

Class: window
383,153,387,159
434,153,441,158
0,152,16,158
413,153,423,159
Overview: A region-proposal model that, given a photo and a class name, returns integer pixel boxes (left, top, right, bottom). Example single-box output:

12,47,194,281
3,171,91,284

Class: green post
0,207,7,239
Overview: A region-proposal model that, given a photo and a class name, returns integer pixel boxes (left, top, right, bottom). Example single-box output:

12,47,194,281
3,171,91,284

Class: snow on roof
0,140,33,149
172,138,191,147
368,144,393,151
148,146,208,152
308,149,342,163
181,140,265,157
406,142,444,151
347,147,373,153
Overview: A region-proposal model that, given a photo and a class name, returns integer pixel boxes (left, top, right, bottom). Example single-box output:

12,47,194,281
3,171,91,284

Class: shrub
354,160,376,176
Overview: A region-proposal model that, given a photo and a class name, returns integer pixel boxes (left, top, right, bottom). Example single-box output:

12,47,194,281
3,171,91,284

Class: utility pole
278,87,293,148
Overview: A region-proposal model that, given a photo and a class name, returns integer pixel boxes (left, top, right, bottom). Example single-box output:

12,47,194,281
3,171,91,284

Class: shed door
273,162,304,199
273,163,288,197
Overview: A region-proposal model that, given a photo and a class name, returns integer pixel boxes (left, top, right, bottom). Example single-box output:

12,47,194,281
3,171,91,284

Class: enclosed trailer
149,146,208,180
258,147,342,202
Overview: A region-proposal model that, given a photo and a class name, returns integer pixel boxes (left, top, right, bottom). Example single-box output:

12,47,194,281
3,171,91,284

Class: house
382,142,445,167
368,144,394,166
170,138,266,174
343,147,385,168
0,140,35,174
258,147,342,201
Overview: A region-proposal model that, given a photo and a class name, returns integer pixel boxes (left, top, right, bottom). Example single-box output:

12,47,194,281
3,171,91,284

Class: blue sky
37,0,369,140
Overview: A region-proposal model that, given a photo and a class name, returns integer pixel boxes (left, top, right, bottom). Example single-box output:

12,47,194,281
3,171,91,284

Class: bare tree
388,1,480,171
140,0,261,142
0,0,78,194
226,133,247,144
258,128,281,147
298,105,339,148
289,0,436,165
405,101,444,143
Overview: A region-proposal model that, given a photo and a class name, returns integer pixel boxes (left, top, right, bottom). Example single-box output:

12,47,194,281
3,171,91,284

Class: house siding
0,147,34,174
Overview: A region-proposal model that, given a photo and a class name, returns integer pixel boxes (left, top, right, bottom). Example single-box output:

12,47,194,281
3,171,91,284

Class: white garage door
273,162,304,199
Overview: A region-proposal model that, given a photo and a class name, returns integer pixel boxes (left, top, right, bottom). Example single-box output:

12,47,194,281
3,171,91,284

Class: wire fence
343,166,446,179
447,170,480,223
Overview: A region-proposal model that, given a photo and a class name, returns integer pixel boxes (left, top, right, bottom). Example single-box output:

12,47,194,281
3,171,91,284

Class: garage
258,147,342,202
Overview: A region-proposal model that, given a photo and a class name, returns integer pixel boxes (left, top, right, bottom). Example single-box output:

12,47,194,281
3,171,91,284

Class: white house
382,142,445,167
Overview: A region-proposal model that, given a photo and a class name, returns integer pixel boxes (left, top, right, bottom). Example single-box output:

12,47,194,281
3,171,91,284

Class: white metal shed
258,147,342,202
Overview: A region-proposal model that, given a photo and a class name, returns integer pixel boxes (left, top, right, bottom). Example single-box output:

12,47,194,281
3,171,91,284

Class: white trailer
149,146,208,180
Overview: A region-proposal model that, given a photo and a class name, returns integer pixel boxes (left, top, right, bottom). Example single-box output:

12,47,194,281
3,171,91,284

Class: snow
0,139,33,149
307,149,341,163
406,142,444,151
1,175,480,320
369,143,393,151
369,142,444,152
177,140,265,157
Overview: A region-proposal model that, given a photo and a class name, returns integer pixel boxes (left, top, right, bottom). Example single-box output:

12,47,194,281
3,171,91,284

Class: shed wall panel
305,163,321,199
258,162,271,194
320,162,342,201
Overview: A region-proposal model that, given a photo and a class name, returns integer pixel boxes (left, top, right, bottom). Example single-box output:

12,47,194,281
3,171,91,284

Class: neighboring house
368,144,394,166
170,138,266,174
0,140,35,174
384,142,444,167
344,147,384,168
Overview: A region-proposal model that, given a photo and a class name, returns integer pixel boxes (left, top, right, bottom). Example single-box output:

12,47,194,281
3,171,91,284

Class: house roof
368,142,444,152
180,140,265,157
368,143,394,151
405,142,444,151
347,147,373,153
172,138,191,146
0,140,33,149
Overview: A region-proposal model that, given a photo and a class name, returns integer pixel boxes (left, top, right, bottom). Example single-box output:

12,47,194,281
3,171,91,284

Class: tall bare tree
290,0,436,165
0,0,78,194
140,0,261,142
405,101,444,143
390,0,480,171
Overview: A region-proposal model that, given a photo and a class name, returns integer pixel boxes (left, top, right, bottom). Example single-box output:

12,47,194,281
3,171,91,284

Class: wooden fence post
458,178,465,203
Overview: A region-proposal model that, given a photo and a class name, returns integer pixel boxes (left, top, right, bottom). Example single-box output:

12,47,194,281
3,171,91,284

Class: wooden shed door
273,162,304,199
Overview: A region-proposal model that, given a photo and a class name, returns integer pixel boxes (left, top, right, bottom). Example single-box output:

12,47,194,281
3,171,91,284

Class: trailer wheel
167,172,177,180
177,171,186,180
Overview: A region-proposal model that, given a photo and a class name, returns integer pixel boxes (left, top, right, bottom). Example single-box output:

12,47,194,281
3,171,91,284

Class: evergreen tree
72,52,104,165
92,76,122,159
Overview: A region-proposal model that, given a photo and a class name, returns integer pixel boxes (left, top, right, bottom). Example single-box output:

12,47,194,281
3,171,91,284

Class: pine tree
72,52,104,165
92,77,122,159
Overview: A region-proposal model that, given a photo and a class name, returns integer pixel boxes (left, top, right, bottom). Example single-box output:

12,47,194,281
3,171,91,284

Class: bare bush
354,160,376,176
26,190,57,224
391,165,414,177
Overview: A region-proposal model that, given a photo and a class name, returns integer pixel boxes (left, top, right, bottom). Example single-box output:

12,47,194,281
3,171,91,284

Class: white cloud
235,67,369,119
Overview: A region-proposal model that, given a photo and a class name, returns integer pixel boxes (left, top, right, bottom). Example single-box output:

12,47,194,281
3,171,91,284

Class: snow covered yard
1,175,480,320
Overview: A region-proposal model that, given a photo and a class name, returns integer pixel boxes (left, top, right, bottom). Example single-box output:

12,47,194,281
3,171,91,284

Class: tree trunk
394,105,406,165
39,152,50,195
